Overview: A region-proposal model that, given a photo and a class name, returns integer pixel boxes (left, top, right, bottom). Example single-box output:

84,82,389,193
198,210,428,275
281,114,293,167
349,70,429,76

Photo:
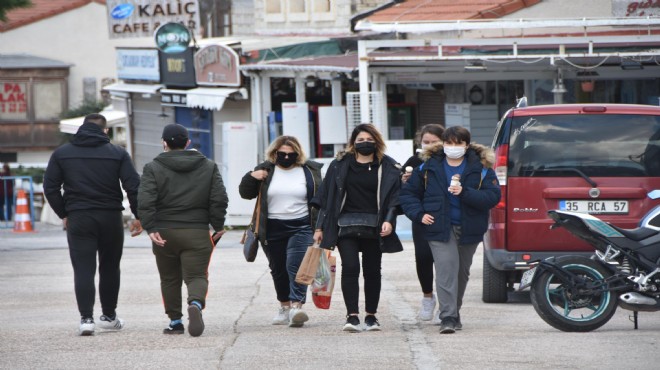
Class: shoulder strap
252,184,263,233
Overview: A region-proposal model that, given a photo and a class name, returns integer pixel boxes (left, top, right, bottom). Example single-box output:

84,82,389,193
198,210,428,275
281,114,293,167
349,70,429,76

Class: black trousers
412,223,434,294
66,210,124,318
337,236,382,316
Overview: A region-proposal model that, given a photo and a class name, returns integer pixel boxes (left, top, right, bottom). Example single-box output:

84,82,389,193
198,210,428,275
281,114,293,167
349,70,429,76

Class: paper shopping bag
312,253,336,309
295,245,323,285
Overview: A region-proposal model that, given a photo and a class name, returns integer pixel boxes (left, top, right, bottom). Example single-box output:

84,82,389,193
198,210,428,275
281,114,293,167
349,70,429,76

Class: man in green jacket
138,123,228,337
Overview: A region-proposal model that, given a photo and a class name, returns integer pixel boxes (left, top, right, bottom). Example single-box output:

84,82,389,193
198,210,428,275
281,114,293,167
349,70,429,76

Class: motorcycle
520,195,660,332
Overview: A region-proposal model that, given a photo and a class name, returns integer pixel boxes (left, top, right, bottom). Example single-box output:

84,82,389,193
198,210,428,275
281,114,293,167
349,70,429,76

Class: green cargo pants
152,228,214,320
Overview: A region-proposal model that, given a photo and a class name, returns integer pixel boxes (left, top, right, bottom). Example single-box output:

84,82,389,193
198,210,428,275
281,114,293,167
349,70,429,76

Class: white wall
0,3,153,109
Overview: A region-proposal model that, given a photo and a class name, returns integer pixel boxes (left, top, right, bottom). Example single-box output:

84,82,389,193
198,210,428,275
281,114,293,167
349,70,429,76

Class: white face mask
444,146,466,159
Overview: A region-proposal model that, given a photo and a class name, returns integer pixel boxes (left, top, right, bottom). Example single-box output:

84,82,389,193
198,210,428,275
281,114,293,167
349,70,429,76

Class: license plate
559,200,628,214
518,267,537,291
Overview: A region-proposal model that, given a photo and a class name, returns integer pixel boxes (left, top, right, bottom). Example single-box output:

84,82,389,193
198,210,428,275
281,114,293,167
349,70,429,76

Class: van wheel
482,255,508,303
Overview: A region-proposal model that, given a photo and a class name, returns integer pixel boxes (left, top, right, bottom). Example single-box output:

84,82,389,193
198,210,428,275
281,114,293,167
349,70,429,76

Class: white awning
59,109,127,134
103,82,163,95
185,87,247,111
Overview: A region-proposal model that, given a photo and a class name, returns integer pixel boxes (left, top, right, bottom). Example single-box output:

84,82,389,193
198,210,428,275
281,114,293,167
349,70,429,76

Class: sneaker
99,314,124,330
288,307,309,328
439,317,456,334
342,315,362,332
455,314,463,330
79,317,95,336
272,306,291,325
364,315,381,331
163,322,185,335
418,295,436,321
187,303,205,337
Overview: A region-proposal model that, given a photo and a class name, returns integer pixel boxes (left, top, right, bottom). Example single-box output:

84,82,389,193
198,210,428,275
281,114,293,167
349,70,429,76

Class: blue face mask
444,146,466,159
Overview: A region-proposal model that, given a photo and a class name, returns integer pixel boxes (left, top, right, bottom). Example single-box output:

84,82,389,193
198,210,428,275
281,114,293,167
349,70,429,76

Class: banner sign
0,82,28,120
612,0,660,17
194,44,241,87
106,0,200,39
116,48,160,81
154,22,191,54
159,48,196,88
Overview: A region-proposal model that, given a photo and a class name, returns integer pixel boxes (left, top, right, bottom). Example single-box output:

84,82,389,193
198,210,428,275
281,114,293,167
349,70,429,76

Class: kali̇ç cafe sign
106,0,200,39
194,44,241,87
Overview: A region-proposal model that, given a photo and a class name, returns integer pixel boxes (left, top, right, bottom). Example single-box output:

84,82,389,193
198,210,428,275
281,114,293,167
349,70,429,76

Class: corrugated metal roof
0,54,70,69
0,0,105,32
364,0,541,23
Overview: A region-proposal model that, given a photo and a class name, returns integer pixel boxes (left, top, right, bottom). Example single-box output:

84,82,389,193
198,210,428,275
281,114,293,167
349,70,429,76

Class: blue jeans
265,217,312,304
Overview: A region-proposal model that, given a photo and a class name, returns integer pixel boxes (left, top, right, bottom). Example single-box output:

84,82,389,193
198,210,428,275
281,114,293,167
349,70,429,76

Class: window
34,81,63,120
507,114,660,177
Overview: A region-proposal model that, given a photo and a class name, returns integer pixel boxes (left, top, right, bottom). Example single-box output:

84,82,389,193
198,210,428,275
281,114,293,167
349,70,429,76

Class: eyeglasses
276,151,299,160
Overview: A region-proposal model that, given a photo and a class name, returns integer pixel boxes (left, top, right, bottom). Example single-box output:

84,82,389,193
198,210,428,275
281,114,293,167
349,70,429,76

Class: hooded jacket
238,160,323,246
311,152,404,253
44,122,140,219
399,143,501,244
138,150,228,233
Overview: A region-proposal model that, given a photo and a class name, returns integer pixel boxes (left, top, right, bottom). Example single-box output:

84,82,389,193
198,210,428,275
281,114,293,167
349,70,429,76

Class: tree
0,0,32,23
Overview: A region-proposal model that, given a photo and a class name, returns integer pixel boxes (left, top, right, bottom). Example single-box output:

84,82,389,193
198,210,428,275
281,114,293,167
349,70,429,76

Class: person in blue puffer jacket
399,125,500,334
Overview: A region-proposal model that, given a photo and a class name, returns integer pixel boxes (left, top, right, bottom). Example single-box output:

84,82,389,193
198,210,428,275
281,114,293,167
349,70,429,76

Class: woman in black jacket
239,136,323,328
401,123,444,322
312,124,403,332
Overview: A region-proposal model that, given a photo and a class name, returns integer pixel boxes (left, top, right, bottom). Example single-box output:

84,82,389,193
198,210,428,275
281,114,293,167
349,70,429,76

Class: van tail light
494,144,508,209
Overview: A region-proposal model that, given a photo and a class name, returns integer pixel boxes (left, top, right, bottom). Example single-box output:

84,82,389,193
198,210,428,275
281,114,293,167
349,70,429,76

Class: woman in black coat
312,124,403,332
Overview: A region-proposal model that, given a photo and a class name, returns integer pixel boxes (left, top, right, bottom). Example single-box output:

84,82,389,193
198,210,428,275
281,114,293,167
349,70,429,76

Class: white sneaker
288,307,309,328
99,314,124,330
272,306,291,325
79,318,95,336
418,295,436,321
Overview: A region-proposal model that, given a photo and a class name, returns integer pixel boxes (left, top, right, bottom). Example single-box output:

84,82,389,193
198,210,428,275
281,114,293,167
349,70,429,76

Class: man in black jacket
44,113,142,336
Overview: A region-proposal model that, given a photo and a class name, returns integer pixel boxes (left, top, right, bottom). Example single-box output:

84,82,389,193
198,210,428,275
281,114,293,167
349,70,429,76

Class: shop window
34,81,64,120
0,82,28,121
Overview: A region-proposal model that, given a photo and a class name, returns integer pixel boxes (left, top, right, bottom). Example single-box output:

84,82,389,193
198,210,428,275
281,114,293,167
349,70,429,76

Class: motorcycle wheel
530,256,618,332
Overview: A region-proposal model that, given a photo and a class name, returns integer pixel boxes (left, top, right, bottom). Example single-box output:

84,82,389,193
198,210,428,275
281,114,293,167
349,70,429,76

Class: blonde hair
345,123,386,161
266,135,307,165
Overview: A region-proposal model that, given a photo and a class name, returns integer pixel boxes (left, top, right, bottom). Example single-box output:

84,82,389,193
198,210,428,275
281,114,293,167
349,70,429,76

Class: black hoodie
44,122,140,219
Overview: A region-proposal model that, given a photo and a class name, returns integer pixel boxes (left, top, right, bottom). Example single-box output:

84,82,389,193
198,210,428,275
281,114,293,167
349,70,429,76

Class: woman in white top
239,136,323,327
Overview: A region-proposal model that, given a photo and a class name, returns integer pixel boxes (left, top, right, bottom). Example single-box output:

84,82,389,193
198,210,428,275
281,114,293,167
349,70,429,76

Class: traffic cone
13,189,34,232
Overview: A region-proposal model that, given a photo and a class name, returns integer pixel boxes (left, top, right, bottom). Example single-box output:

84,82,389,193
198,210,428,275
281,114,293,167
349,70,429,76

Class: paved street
1,223,659,370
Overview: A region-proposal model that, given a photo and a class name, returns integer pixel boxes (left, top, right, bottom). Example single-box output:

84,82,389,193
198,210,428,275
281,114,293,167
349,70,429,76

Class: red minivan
483,103,660,303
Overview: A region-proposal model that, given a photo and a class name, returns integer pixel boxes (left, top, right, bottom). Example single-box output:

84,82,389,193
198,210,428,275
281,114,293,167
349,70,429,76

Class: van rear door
505,110,660,253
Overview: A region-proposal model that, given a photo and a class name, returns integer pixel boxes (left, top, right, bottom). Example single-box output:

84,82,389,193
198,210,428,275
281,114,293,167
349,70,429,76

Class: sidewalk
1,223,658,369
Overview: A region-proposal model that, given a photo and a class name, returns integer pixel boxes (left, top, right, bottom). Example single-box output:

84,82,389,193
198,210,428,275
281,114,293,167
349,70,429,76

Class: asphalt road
1,223,659,369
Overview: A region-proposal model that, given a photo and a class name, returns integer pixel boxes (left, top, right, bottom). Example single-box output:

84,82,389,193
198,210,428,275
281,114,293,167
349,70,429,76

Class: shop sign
612,0,660,17
154,22,192,54
194,45,241,87
106,0,200,39
116,48,160,81
159,48,196,88
0,82,28,120
161,91,187,106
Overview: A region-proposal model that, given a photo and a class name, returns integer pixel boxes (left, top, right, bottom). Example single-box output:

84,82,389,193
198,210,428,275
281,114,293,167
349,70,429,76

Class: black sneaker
163,322,185,335
439,317,456,334
455,315,462,330
364,315,381,331
342,315,362,332
187,304,205,337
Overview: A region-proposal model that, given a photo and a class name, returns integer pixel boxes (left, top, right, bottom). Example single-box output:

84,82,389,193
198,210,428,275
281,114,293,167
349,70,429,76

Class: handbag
241,185,262,262
338,212,379,239
295,245,324,285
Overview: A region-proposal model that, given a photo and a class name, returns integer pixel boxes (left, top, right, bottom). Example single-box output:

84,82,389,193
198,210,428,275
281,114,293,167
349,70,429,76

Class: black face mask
276,151,298,168
355,142,376,156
